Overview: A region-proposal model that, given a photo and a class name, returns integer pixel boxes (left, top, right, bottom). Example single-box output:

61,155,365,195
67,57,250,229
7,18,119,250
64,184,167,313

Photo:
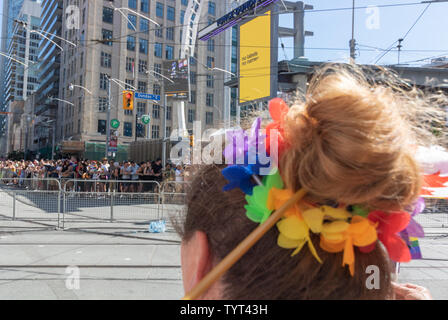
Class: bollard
57,190,61,229
12,192,16,221
110,191,114,222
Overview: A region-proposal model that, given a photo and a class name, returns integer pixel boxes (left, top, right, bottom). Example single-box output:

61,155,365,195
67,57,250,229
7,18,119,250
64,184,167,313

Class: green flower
244,171,284,224
351,205,369,217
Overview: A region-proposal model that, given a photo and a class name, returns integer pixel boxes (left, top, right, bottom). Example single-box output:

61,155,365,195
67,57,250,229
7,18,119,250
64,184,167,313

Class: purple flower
224,118,264,165
400,197,425,246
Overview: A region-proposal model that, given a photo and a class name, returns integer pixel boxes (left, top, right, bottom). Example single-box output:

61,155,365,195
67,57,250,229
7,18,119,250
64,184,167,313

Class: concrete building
58,0,227,160
1,0,41,156
0,0,26,155
31,0,63,158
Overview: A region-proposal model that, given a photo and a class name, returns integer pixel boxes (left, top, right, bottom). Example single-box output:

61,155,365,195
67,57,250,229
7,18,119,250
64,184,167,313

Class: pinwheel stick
182,188,307,300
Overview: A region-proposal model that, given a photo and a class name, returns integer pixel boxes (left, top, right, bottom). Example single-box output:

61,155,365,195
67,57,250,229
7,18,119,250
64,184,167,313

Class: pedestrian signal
123,91,134,110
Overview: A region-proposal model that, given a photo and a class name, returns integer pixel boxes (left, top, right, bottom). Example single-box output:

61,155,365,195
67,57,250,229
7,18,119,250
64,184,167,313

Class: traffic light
189,135,194,147
123,90,134,111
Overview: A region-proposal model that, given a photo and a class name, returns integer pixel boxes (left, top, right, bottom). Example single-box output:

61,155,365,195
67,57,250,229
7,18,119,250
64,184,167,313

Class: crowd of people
0,158,189,193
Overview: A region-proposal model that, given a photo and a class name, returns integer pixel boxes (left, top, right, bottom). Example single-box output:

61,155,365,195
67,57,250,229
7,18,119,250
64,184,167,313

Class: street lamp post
106,79,111,159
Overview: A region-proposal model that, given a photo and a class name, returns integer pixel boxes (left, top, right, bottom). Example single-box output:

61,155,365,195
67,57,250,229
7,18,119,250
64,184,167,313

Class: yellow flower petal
306,237,323,263
322,232,345,241
321,221,350,234
321,206,352,220
291,239,307,256
277,216,308,240
277,233,301,249
320,237,345,253
302,208,325,233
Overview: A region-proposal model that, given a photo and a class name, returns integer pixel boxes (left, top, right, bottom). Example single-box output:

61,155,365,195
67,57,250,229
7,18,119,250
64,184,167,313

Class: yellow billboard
239,10,271,104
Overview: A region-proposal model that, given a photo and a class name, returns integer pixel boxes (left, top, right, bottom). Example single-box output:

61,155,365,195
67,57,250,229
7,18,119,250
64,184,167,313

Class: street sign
135,92,161,101
141,115,151,125
110,119,120,129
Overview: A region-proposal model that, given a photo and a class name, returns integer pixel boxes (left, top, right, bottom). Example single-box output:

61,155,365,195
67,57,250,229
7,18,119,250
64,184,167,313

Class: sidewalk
398,228,448,299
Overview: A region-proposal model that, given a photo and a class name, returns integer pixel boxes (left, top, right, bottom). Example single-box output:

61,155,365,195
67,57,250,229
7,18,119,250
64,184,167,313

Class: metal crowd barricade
0,178,62,228
61,179,161,228
160,181,189,221
417,198,448,228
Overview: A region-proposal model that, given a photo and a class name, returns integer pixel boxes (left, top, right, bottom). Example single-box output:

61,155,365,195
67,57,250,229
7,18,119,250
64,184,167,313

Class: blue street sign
135,92,161,101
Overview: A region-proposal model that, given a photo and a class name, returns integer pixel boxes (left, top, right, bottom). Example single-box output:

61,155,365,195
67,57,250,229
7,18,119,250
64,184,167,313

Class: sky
278,0,448,66
0,0,446,66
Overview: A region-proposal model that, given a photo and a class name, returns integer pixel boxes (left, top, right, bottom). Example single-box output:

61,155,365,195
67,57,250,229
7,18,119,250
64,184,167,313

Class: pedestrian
176,64,439,300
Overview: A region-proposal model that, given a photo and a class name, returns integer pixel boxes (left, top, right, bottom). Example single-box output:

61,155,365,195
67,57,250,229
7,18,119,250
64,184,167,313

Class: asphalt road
0,188,447,300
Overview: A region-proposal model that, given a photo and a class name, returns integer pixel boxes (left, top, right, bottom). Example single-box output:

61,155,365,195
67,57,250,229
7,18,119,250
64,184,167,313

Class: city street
0,199,447,299
1,0,448,302
0,217,184,300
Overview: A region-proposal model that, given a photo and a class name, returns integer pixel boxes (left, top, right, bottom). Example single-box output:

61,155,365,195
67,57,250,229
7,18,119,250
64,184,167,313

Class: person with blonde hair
176,64,445,300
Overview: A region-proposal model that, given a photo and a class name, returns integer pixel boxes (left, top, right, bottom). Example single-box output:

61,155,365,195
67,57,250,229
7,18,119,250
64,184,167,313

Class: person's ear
181,231,213,295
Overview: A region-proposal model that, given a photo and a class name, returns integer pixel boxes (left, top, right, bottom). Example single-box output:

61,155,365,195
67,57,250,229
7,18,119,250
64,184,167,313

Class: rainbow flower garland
221,98,425,276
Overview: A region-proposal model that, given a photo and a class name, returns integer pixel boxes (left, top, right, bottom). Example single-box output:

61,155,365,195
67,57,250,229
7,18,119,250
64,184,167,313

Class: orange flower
320,216,378,276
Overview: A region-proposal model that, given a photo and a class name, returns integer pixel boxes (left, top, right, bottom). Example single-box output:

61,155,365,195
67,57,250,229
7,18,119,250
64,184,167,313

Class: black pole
135,113,137,142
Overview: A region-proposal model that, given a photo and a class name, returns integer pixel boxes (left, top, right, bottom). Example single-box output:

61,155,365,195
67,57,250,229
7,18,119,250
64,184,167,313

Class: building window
206,75,214,88
137,102,146,116
126,57,135,72
152,125,160,139
208,2,216,16
153,84,161,95
188,109,195,123
102,29,113,46
152,104,160,119
190,90,196,104
103,7,114,23
206,112,214,125
141,0,149,13
100,52,112,68
139,60,147,74
166,106,172,120
206,93,214,107
207,39,215,52
98,120,107,134
180,10,185,24
99,73,109,90
128,14,137,30
98,97,108,112
167,6,175,21
140,18,149,32
154,43,163,57
154,64,162,79
155,27,163,38
129,0,137,10
125,79,135,90
156,2,164,18
138,81,147,92
139,38,148,54
127,36,136,51
136,124,145,138
166,27,174,41
207,56,215,68
190,71,196,85
124,122,133,137
166,45,174,60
